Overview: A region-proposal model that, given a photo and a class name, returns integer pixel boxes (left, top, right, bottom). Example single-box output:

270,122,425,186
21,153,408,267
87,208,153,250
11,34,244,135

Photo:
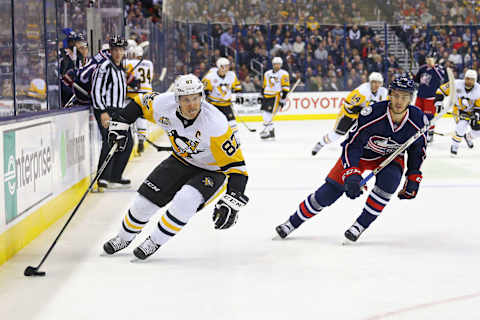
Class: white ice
1,118,480,320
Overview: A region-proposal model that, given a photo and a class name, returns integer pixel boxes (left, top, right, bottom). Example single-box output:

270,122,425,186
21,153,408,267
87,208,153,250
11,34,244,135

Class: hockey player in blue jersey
414,48,447,143
276,75,428,242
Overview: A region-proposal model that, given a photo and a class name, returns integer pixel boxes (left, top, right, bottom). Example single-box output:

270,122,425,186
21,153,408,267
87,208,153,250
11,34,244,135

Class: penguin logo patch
202,176,214,188
361,106,372,116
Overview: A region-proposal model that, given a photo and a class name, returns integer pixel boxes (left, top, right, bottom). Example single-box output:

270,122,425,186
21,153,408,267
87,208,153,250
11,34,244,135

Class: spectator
241,75,256,92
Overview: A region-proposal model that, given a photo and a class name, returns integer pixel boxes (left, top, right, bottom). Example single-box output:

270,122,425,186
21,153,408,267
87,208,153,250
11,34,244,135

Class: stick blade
24,266,46,277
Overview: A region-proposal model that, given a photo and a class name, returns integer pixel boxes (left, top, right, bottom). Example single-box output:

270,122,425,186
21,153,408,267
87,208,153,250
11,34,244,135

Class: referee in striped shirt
92,35,132,189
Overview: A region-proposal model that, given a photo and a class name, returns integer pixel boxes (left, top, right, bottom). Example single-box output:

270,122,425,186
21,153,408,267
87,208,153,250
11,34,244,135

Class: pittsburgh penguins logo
217,83,229,97
202,176,214,188
168,130,202,158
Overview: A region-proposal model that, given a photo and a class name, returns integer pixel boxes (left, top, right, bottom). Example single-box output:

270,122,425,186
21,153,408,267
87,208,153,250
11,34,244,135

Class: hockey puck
24,266,46,277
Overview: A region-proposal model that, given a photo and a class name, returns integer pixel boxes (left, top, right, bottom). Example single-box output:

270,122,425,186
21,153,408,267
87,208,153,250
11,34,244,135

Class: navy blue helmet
389,74,417,93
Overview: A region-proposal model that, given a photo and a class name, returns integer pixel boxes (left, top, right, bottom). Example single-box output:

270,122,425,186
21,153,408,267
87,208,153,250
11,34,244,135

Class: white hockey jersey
340,82,389,119
262,69,290,98
437,79,480,113
133,91,247,177
202,68,241,107
125,59,154,96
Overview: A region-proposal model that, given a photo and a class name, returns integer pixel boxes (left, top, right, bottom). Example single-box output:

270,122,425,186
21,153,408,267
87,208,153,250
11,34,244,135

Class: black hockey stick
239,119,257,132
136,132,173,152
144,138,173,152
24,143,119,277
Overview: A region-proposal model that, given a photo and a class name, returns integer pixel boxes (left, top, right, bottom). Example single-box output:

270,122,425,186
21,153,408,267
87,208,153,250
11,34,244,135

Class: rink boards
0,107,163,265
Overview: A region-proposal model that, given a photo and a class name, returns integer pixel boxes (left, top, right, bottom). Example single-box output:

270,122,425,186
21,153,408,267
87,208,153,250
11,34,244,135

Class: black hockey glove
434,100,444,114
108,121,129,152
213,190,249,230
130,78,141,91
398,171,422,200
342,167,363,199
279,98,286,110
469,111,480,128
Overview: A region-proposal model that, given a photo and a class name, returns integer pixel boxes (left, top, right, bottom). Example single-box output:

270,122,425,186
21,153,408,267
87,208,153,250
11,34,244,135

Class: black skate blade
24,266,46,277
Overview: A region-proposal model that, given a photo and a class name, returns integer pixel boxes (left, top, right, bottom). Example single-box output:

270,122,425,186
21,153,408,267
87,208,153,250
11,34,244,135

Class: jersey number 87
221,133,239,156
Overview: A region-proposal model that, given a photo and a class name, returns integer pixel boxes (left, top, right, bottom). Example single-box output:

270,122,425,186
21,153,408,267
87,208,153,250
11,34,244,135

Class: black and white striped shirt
91,59,126,111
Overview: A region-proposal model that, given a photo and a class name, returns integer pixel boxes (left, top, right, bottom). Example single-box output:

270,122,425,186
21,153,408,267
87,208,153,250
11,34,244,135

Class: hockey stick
360,68,455,186
231,97,256,132
24,143,119,277
136,132,172,152
273,78,301,117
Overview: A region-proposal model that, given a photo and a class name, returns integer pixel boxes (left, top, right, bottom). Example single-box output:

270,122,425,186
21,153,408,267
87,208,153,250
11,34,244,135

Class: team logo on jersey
202,176,214,188
268,76,278,87
361,106,373,116
168,129,202,158
366,136,402,155
159,116,170,126
217,83,229,97
420,73,432,86
141,92,159,110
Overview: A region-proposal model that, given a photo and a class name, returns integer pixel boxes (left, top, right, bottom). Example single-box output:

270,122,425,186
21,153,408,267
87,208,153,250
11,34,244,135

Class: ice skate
450,144,459,156
108,178,131,189
133,236,161,260
103,235,132,254
275,220,295,239
343,222,365,243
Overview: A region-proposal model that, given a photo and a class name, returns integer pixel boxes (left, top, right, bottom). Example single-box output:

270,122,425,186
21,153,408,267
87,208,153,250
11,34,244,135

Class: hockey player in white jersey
434,69,480,155
103,74,249,260
259,57,290,139
125,45,154,155
202,57,242,140
312,72,388,154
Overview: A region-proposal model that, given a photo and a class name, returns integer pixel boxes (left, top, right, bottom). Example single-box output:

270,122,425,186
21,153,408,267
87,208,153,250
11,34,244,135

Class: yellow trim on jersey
281,74,290,90
202,78,213,92
210,126,247,176
203,181,227,207
161,216,181,232
133,93,156,123
436,82,450,96
344,88,367,109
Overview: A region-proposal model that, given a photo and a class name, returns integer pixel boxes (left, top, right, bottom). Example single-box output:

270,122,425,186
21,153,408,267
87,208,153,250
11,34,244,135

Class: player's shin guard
345,186,392,242
312,131,343,155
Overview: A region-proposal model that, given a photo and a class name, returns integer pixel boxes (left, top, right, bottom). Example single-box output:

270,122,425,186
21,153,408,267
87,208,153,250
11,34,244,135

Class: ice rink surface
1,118,480,320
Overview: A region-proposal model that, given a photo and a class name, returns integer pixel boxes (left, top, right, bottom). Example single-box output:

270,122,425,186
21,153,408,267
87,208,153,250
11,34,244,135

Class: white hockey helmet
369,72,383,83
216,57,230,69
272,57,283,65
174,74,204,103
465,69,478,82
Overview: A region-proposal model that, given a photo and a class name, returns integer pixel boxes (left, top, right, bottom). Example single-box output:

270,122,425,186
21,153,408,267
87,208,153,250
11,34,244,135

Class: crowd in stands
124,0,480,93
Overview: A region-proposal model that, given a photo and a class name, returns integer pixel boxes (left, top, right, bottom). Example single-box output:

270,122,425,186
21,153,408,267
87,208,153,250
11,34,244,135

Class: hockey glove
279,99,286,110
398,171,422,200
108,121,130,152
129,78,141,91
213,190,249,230
342,167,363,200
434,100,444,114
469,111,480,128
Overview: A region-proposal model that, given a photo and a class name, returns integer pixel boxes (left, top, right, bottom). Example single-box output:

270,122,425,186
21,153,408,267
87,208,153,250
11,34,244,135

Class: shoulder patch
360,106,372,116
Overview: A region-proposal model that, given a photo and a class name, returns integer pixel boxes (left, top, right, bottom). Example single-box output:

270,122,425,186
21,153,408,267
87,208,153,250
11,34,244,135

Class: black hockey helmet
389,74,417,94
109,35,128,49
